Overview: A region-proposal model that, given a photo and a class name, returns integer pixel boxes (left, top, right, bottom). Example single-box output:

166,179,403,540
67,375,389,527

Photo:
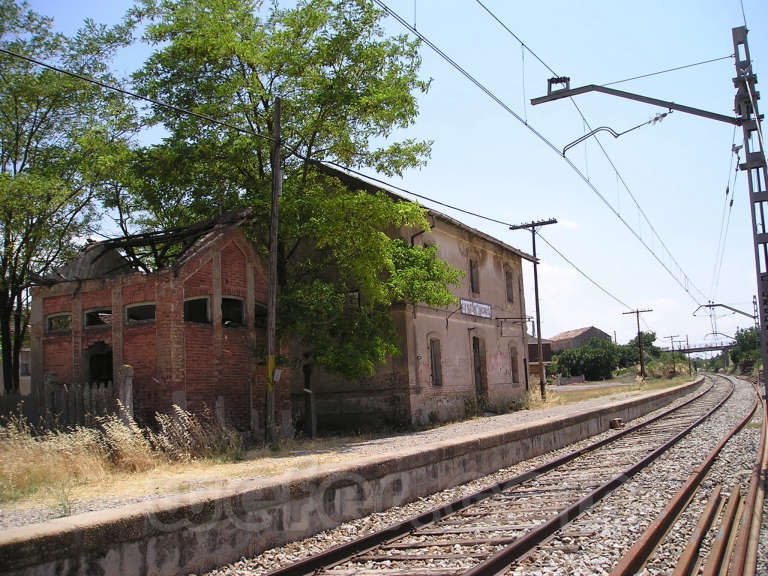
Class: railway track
254,375,749,576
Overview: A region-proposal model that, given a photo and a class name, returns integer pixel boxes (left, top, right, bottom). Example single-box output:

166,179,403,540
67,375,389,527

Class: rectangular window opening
505,270,515,303
46,313,71,333
429,338,442,387
469,259,479,293
184,297,210,323
85,308,112,327
510,347,520,384
126,303,156,323
222,297,244,326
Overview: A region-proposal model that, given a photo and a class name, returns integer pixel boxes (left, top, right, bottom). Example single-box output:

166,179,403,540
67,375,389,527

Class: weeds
0,404,243,504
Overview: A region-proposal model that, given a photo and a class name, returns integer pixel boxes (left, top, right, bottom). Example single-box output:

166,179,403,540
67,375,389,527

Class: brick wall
34,228,276,432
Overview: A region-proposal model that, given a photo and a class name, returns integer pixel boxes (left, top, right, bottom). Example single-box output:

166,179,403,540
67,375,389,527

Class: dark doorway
472,336,487,405
86,341,113,385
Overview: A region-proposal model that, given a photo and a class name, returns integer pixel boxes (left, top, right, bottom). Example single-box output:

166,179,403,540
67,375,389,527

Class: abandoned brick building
290,167,536,429
31,169,534,432
30,213,291,432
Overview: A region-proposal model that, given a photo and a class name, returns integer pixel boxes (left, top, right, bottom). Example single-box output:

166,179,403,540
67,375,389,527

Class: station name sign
460,298,492,319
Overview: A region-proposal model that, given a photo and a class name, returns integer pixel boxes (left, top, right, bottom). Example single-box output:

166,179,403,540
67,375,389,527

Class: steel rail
461,376,735,576
610,375,759,575
729,376,766,576
672,486,723,576
262,378,715,576
702,484,743,576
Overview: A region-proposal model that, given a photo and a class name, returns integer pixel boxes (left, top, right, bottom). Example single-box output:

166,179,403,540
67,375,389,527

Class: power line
374,0,703,306
471,0,709,304
0,47,279,148
0,33,648,323
534,231,631,310
710,128,740,298
601,55,734,87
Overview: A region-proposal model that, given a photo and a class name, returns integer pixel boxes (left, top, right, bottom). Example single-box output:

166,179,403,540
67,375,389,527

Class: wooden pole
266,97,282,446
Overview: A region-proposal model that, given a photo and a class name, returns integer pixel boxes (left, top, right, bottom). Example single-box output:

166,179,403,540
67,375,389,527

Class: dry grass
528,374,695,409
0,375,697,515
0,403,243,506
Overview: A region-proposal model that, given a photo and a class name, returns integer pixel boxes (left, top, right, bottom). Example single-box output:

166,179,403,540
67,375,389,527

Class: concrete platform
0,379,703,576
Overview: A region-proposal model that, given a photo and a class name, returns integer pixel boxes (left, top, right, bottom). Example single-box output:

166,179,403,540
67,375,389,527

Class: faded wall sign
460,298,492,319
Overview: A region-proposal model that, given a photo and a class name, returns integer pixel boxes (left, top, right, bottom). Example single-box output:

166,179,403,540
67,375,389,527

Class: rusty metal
728,379,766,576
672,486,722,576
701,484,742,576
531,83,742,126
610,387,758,576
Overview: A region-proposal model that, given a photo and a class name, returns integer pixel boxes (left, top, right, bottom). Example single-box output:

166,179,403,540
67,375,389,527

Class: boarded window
46,314,71,332
469,259,480,293
126,304,156,323
510,347,520,383
222,297,244,326
429,338,442,387
85,308,112,327
184,297,210,323
505,270,515,303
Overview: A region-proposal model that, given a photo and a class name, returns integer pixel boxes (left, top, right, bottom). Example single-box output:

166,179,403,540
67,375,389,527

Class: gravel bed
202,382,708,575
507,376,759,576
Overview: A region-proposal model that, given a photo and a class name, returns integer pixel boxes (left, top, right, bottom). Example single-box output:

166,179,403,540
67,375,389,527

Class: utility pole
532,27,768,396
665,335,679,375
734,27,768,399
686,335,692,375
266,97,282,446
510,218,557,400
623,309,652,378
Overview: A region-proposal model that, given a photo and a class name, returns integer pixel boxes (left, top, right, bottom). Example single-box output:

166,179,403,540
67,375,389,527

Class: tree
125,0,459,381
0,1,135,393
618,331,660,369
730,326,760,373
555,338,619,381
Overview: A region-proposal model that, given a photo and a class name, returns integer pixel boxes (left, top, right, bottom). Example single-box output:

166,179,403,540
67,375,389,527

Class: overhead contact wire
472,0,710,303
374,0,702,306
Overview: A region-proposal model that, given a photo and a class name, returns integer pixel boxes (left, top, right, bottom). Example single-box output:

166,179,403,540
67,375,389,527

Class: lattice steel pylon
733,26,768,397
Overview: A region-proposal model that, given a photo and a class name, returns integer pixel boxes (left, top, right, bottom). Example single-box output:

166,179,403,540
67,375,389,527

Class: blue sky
28,0,768,350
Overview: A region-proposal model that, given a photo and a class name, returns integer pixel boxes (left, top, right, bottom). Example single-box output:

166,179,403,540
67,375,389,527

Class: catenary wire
472,1,709,303
601,55,734,87
710,127,739,298
471,0,709,303
374,0,703,306
534,231,631,310
713,166,739,297
1,36,644,318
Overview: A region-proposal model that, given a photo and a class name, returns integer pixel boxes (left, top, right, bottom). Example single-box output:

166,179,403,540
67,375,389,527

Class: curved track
261,376,737,576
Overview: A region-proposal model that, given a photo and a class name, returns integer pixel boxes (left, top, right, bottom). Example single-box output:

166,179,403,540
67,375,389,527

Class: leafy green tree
125,0,460,380
730,326,760,372
555,337,619,381
618,331,660,369
0,0,135,392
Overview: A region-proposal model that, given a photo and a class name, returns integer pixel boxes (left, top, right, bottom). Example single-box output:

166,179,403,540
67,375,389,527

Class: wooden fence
0,366,134,429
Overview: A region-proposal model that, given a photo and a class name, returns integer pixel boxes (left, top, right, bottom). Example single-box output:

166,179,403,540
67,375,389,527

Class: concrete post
117,364,134,421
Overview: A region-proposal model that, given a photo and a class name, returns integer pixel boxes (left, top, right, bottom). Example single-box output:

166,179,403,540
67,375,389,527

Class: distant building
549,326,612,352
526,334,552,380
29,212,290,432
